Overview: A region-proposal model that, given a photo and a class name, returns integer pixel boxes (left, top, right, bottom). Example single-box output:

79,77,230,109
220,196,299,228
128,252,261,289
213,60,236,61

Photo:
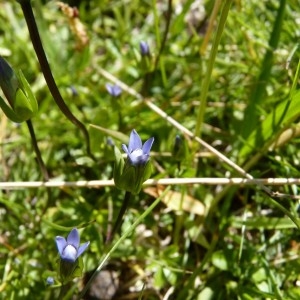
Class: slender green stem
177,234,219,300
241,0,286,138
26,119,53,212
155,0,172,67
78,186,170,299
18,0,93,158
141,0,172,96
194,0,232,138
153,0,161,55
26,119,49,181
152,0,172,87
58,282,72,300
106,191,132,244
173,186,186,246
200,0,222,55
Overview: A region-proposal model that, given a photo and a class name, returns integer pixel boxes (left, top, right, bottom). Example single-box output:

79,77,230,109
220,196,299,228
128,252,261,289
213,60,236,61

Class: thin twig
0,178,299,199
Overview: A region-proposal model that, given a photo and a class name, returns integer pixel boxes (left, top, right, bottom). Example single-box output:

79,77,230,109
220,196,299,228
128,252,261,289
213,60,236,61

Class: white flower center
131,148,143,159
63,244,77,262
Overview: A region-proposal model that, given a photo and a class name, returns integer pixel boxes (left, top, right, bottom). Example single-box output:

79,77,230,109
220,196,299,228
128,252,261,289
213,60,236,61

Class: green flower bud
0,56,38,122
139,41,153,74
173,135,188,162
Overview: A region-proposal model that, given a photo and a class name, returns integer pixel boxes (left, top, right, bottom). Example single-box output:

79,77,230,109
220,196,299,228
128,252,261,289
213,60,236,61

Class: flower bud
173,135,188,161
138,41,152,74
172,135,189,170
0,56,38,122
139,41,150,56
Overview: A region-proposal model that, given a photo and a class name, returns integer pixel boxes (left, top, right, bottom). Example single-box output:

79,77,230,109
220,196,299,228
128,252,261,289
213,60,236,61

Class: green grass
0,0,300,299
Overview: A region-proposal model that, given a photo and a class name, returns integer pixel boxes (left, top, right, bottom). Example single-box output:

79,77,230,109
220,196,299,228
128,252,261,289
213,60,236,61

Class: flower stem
106,191,132,244
26,119,49,181
18,0,93,158
26,119,53,211
58,282,72,300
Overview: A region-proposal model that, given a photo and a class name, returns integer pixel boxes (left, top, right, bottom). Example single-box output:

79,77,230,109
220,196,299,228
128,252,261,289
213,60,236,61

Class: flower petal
129,130,142,152
112,85,122,97
142,137,154,155
67,228,80,249
55,236,67,257
128,152,149,166
77,241,90,258
122,144,129,154
105,83,121,97
105,83,114,95
140,41,150,55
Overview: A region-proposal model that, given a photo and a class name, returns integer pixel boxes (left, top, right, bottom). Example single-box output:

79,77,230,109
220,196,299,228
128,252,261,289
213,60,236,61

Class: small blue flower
114,130,154,194
46,276,55,285
55,228,89,263
139,41,150,56
122,129,154,166
105,83,122,97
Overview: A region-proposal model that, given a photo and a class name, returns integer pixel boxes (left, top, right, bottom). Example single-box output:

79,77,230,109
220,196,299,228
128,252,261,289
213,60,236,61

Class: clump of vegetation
0,0,299,299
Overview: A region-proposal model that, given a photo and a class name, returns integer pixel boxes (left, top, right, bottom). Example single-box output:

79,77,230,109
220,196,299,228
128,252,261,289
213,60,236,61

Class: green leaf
42,218,95,231
16,70,38,114
232,216,298,229
212,250,228,271
0,95,23,122
113,146,125,186
239,90,300,158
90,124,129,143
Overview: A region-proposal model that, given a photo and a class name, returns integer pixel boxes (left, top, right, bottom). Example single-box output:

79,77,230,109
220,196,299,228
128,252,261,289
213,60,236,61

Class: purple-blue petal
129,130,142,152
142,137,154,155
128,153,149,166
55,236,67,257
122,144,129,154
105,83,113,94
67,228,80,249
77,241,90,258
106,83,122,97
112,85,122,97
140,41,150,55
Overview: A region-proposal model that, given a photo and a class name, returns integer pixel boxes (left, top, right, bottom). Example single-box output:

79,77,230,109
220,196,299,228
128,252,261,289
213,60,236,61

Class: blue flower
114,130,154,194
139,41,150,56
122,129,154,166
55,228,89,263
105,83,122,97
46,276,55,285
